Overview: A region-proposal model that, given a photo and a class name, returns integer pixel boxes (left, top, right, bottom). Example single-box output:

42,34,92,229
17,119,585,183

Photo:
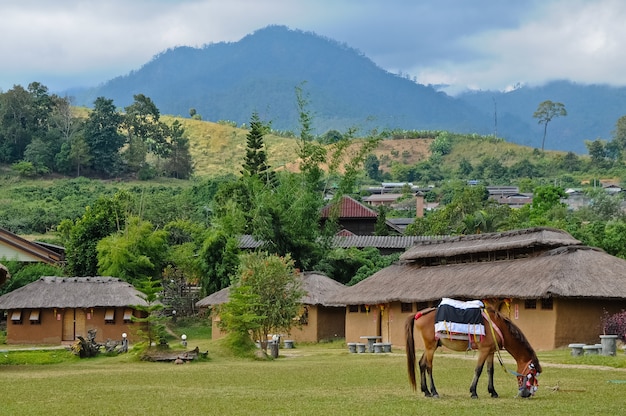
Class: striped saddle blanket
435,298,485,339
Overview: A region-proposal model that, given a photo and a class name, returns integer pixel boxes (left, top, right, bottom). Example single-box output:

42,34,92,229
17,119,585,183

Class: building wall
209,305,345,343
315,306,345,342
555,298,626,347
345,305,381,343
347,298,626,351
6,307,145,345
503,299,557,351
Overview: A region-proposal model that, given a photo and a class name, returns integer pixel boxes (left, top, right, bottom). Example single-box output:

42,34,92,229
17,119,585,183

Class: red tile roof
320,195,378,219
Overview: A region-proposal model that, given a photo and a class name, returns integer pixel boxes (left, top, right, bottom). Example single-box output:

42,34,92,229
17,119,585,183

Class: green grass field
2,336,626,416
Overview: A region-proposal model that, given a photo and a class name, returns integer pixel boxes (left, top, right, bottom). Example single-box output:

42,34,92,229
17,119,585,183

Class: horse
405,305,541,399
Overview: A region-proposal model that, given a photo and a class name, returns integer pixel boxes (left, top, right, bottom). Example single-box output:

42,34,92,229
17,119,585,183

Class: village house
0,276,148,345
329,227,626,351
197,271,346,343
0,227,64,266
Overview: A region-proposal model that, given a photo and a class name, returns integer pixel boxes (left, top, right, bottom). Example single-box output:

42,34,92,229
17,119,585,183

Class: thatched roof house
197,272,346,343
330,227,626,350
0,276,148,345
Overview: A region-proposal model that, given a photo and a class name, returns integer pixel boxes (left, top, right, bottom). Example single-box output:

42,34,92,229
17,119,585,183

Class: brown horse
405,306,541,399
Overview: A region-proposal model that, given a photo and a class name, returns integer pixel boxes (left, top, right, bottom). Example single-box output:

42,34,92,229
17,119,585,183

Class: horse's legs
418,353,431,396
469,362,484,398
486,353,499,398
470,351,493,399
419,349,438,398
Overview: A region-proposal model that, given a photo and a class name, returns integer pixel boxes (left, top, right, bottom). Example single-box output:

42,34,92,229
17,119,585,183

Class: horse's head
517,360,540,398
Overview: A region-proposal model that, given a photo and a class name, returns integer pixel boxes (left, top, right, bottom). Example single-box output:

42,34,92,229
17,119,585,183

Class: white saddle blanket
434,298,485,336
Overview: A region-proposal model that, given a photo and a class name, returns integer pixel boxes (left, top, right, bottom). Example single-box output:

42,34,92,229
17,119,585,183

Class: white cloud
2,0,626,93
416,0,626,94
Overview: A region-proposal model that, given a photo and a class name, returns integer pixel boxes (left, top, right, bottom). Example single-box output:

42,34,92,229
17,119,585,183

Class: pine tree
241,112,272,183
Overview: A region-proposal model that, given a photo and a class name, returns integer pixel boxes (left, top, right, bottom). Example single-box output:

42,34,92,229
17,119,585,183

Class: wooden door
62,309,75,341
75,309,86,339
62,309,87,341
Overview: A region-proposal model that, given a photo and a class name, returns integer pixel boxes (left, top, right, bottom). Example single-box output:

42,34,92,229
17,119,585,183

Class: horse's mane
491,309,541,371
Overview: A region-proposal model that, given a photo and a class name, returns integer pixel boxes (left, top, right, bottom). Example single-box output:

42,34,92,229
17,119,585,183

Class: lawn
1,339,625,416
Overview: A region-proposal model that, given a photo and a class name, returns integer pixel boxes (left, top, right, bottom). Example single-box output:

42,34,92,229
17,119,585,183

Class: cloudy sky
2,0,626,95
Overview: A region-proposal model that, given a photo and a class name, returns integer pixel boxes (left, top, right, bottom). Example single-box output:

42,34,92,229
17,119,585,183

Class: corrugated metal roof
239,234,442,250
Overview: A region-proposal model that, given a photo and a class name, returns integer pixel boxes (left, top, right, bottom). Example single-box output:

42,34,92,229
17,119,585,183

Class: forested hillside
66,25,626,154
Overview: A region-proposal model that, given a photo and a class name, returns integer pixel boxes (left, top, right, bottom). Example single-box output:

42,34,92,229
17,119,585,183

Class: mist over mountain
71,25,626,154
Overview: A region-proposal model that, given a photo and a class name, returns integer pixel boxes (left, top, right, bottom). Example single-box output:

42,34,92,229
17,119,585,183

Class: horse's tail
405,313,418,391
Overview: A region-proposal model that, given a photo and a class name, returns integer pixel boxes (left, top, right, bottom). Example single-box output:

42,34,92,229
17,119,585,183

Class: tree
133,276,169,348
61,193,129,276
0,85,35,163
241,112,272,183
251,172,328,271
294,83,326,189
220,252,304,352
83,97,125,177
612,114,626,150
163,120,194,179
96,216,169,287
533,100,567,151
585,139,608,168
364,154,381,180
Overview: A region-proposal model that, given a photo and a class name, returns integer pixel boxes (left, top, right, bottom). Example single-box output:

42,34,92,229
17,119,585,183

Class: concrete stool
583,344,602,355
356,343,366,353
347,343,357,353
283,340,294,349
373,342,384,353
568,343,585,356
382,343,392,353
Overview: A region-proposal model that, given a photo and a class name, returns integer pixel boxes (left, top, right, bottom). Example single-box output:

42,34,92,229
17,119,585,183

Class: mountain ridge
70,25,626,154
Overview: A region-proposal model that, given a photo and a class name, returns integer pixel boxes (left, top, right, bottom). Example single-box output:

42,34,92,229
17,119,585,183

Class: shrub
602,310,626,341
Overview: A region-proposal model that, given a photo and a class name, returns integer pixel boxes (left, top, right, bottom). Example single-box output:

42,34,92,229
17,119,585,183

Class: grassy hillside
162,116,299,177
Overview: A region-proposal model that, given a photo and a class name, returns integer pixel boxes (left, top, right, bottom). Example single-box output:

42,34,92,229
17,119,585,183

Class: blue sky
2,0,626,95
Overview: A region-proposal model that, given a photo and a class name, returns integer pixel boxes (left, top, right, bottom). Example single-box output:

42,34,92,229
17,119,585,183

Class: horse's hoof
432,393,440,399
491,393,499,398
471,394,479,399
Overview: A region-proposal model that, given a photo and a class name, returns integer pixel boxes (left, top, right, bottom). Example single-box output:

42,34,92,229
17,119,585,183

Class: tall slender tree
241,112,272,183
533,100,567,151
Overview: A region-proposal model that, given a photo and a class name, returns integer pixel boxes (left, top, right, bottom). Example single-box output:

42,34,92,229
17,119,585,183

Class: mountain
72,25,493,136
70,25,626,154
457,81,626,153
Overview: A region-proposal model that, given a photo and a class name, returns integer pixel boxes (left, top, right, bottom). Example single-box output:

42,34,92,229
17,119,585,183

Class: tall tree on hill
295,83,326,190
0,85,36,163
612,115,626,152
83,97,125,177
533,100,567,151
241,112,273,184
163,120,194,179
123,94,170,175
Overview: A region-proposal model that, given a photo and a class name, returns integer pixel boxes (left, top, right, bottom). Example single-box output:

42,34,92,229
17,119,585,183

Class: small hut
330,227,626,350
197,271,346,343
0,276,148,344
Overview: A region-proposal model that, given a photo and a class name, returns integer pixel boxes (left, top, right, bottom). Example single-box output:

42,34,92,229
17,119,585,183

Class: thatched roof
196,287,230,307
0,276,149,309
400,227,580,261
329,245,626,305
196,271,346,308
